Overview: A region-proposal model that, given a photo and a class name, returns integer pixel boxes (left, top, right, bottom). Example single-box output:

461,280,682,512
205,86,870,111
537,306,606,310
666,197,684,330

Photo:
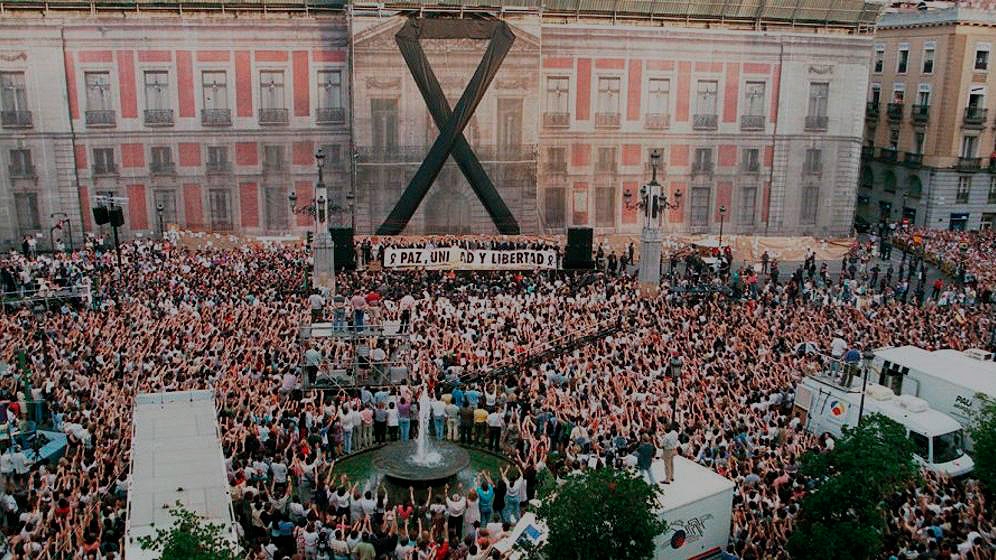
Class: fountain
372,387,470,483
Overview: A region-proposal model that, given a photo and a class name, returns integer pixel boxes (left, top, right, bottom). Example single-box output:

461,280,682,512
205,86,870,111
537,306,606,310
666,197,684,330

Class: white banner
383,246,558,270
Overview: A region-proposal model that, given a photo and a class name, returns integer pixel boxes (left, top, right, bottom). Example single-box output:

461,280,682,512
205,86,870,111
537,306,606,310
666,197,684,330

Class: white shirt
661,430,680,450
830,337,847,358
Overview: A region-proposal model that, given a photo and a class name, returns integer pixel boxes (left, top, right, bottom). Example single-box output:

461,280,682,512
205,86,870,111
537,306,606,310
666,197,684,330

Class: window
544,187,566,228
14,193,39,230
975,44,991,71
207,146,228,166
892,84,905,104
546,147,567,173
144,71,169,111
151,146,173,172
909,431,930,462
808,82,829,117
648,78,670,114
873,46,885,73
202,71,228,110
982,212,995,230
961,136,979,158
800,186,819,225
696,80,718,115
92,147,115,174
208,189,233,229
693,148,713,173
497,98,522,152
922,42,935,74
917,85,931,106
263,145,285,169
897,45,910,73
915,132,925,154
738,187,757,225
804,149,822,175
317,70,342,109
989,177,996,204
259,71,285,109
263,186,288,230
597,77,621,114
690,188,710,227
595,187,615,227
956,176,971,204
742,148,760,172
744,81,766,116
596,147,616,173
870,84,881,105
371,98,398,149
154,190,178,225
9,149,32,176
84,72,112,110
546,77,570,114
0,72,27,112
889,128,900,150
320,144,340,167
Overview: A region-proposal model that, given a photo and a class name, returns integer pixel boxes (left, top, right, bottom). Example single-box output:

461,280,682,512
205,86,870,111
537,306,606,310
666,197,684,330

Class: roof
862,388,963,435
878,5,996,28
0,0,882,28
875,345,996,398
652,456,735,513
125,390,236,560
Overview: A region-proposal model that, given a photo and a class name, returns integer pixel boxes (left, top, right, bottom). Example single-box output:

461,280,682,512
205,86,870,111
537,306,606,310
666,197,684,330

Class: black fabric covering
377,18,519,235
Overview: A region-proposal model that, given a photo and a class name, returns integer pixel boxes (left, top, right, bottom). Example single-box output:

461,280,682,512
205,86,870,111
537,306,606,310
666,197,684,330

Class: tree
787,414,920,560
969,396,996,498
137,502,239,560
536,468,666,560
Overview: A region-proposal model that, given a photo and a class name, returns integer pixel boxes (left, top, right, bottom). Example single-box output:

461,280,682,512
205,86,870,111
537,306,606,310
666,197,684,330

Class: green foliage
969,396,996,498
536,468,666,560
137,502,239,560
787,414,920,560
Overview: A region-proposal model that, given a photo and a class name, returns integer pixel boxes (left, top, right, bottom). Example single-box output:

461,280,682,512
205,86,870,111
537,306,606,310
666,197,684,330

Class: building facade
861,6,996,231
0,0,877,247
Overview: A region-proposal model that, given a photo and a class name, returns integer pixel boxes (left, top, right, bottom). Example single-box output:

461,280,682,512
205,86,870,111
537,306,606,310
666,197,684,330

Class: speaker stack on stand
563,227,594,270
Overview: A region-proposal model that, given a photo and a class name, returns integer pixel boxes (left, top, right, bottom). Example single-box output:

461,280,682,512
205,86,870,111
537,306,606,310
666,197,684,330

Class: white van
795,374,974,477
873,346,996,449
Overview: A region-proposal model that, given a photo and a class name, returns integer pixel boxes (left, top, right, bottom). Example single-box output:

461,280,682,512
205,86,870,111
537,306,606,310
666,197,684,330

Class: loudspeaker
92,206,109,226
108,207,125,227
330,227,356,271
564,227,594,270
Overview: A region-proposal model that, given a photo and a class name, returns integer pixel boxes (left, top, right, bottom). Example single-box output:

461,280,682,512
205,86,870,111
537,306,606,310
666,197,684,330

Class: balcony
8,164,35,178
543,112,570,128
150,160,176,175
886,103,904,123
85,110,116,128
206,160,232,174
1,110,32,129
316,107,346,124
805,115,828,131
144,109,174,127
879,148,898,163
740,115,765,131
963,107,988,129
92,163,118,176
865,102,880,120
911,104,929,125
644,113,669,130
861,146,876,159
594,112,620,129
258,108,289,125
202,109,232,127
693,114,718,131
691,160,714,175
956,157,982,172
904,152,923,167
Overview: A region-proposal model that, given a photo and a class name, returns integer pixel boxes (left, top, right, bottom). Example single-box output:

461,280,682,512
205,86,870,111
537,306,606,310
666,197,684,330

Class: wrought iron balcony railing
202,109,232,127
144,109,174,126
85,110,116,127
0,110,32,128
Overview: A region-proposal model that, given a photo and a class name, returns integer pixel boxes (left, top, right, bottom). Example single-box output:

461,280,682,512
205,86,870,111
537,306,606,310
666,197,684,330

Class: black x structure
377,18,520,235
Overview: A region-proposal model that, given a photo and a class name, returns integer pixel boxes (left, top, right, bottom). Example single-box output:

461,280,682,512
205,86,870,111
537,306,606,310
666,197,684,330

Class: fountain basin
372,440,471,483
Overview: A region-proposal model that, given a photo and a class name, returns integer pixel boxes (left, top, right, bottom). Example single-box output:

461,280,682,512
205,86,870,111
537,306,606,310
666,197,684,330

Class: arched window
883,169,897,193
907,175,923,198
861,165,874,189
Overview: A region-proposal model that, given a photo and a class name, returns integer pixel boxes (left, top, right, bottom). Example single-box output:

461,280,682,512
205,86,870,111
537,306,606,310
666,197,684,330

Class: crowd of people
0,233,993,559
892,227,996,291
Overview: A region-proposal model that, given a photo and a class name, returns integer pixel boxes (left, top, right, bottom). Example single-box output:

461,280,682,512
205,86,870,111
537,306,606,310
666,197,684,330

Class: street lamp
638,149,681,292
858,350,875,424
669,355,683,421
718,205,726,248
155,203,165,239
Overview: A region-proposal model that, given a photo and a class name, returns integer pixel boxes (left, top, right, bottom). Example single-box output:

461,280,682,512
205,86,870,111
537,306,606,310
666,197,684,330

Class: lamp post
637,149,681,295
669,355,683,421
290,148,335,295
718,205,726,248
858,350,874,424
155,203,165,239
